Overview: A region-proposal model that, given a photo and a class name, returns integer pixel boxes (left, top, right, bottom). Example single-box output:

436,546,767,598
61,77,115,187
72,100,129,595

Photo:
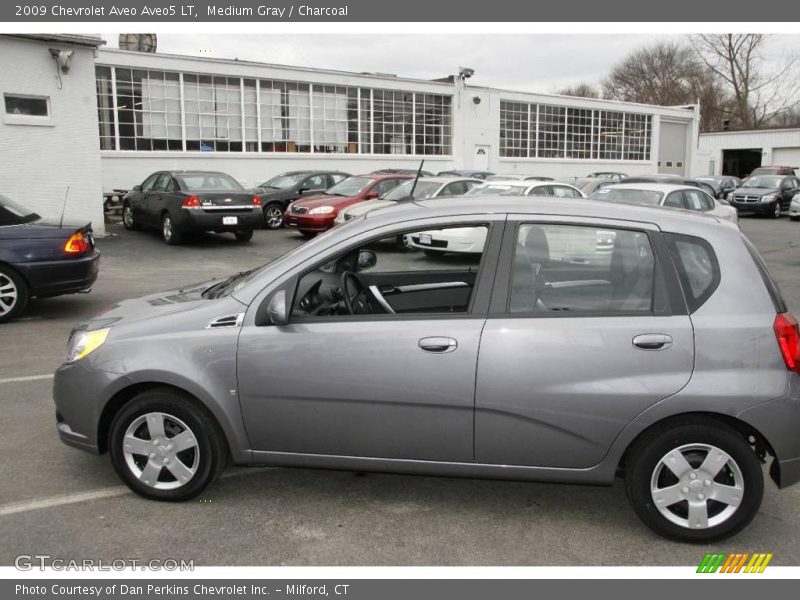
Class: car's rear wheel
161,213,183,245
625,418,763,542
0,265,28,323
122,203,140,230
263,203,285,230
108,388,228,501
234,230,253,242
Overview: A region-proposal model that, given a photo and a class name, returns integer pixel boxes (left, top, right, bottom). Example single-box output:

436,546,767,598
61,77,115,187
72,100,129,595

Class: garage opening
722,149,762,178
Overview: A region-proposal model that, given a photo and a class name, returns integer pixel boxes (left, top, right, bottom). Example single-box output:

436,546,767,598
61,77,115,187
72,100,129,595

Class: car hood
0,219,92,239
292,194,359,209
735,187,778,195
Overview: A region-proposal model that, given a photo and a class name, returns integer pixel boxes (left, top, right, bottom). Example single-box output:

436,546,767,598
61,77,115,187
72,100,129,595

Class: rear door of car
474,216,694,469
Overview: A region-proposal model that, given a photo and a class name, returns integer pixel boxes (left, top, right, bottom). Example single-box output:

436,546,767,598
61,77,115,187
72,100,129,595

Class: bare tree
557,82,600,98
602,40,731,131
690,34,800,129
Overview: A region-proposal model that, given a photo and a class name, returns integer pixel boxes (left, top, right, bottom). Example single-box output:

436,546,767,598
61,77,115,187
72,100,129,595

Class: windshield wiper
202,269,254,299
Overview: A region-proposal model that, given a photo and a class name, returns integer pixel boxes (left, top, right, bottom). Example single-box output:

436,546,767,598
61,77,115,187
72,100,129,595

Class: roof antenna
408,160,425,200
58,186,70,228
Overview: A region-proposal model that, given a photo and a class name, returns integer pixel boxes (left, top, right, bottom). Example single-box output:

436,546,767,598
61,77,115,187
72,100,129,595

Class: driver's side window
141,174,160,192
292,225,490,319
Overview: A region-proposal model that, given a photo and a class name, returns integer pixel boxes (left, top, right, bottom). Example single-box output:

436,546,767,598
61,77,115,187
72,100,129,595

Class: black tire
234,230,254,242
424,249,443,257
263,202,285,230
108,388,228,501
772,201,782,219
300,231,316,239
161,213,183,245
625,417,763,543
790,216,799,222
0,264,29,324
122,203,140,231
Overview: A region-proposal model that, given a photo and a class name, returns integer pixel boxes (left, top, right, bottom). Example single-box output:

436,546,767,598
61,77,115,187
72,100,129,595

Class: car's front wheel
772,201,782,219
0,265,29,324
263,202,285,229
108,388,228,501
122,203,140,231
625,417,763,542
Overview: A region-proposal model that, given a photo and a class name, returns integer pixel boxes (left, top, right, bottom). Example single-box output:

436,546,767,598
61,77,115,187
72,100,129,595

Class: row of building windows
96,66,453,155
499,101,652,161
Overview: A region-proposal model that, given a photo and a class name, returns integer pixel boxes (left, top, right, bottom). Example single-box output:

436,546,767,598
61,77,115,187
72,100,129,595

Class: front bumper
284,210,336,233
17,251,100,298
729,198,777,214
176,208,262,232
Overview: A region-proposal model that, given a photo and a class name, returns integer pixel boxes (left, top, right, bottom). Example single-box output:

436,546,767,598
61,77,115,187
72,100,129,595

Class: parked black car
437,169,495,180
254,171,350,229
123,171,263,245
728,175,800,218
0,193,99,323
622,175,718,199
695,175,742,199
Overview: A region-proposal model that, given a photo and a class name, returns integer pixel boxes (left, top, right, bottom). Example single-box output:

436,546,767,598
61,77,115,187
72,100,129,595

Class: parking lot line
0,374,54,385
0,468,273,518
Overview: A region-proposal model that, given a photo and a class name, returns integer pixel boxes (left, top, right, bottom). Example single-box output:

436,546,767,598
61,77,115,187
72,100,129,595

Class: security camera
472,96,481,105
49,48,74,73
458,66,475,79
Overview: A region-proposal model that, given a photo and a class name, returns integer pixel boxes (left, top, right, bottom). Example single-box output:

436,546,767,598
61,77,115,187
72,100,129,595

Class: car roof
353,173,415,180
404,176,480,185
599,182,708,193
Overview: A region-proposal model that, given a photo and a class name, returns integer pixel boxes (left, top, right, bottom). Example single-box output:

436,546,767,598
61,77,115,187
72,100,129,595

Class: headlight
309,206,335,215
66,328,110,363
726,192,733,200
761,193,777,203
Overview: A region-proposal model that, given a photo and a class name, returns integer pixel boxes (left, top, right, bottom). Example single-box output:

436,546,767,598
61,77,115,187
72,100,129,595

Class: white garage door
773,147,800,167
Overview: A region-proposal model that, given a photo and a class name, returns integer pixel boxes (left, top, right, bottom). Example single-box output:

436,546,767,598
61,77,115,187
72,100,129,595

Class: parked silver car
592,183,738,223
54,197,800,542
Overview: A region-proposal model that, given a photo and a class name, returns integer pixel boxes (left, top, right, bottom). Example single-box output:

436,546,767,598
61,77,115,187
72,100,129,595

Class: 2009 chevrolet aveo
54,196,800,542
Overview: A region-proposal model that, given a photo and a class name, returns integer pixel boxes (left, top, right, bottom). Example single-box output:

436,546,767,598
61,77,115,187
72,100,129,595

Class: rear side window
742,235,787,313
664,233,720,313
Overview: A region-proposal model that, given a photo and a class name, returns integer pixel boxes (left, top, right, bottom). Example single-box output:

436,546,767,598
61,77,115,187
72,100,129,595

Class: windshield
742,176,782,189
327,177,372,197
259,174,306,190
176,173,244,192
383,180,441,201
0,193,40,226
591,188,664,206
466,185,527,196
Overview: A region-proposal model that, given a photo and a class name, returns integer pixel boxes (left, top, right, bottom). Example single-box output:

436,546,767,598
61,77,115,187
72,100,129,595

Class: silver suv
54,197,800,542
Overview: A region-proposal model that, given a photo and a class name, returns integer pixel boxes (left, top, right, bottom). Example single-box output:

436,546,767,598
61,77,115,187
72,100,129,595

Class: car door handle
419,337,458,353
632,334,673,350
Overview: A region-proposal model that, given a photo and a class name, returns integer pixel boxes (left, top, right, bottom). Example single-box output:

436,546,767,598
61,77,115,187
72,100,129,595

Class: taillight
64,231,90,254
252,195,262,206
774,313,800,373
182,195,201,208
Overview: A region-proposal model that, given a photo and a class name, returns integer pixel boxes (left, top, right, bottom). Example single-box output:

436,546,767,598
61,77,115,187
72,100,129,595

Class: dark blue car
0,193,99,323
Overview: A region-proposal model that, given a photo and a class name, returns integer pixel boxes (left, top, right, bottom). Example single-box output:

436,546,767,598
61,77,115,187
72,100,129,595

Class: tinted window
177,173,244,192
373,178,405,196
664,234,721,313
509,224,654,314
260,174,306,190
684,190,713,211
0,193,39,226
303,175,328,190
141,173,161,192
551,185,581,198
154,174,174,192
329,173,348,185
327,177,373,197
592,188,664,206
4,95,48,117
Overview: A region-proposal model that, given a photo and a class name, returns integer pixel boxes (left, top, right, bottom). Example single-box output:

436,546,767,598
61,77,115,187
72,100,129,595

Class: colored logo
697,552,773,573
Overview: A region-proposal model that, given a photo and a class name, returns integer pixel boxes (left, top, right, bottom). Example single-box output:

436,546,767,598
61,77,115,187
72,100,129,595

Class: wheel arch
617,411,776,481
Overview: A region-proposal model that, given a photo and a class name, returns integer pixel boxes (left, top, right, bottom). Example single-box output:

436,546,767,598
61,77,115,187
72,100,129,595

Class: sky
100,33,799,95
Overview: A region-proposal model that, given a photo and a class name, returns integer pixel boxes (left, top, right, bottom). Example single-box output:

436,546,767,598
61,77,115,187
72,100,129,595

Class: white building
0,34,106,234
698,128,800,178
2,39,702,237
95,48,701,192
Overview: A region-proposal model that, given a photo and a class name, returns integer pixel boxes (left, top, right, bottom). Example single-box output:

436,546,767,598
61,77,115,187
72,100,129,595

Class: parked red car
284,173,412,237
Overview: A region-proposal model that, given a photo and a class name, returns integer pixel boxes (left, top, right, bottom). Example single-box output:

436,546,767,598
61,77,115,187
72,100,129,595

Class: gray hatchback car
54,197,800,542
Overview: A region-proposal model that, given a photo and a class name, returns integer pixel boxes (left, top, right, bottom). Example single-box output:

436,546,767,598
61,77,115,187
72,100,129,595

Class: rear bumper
17,251,100,298
176,208,262,232
284,211,336,233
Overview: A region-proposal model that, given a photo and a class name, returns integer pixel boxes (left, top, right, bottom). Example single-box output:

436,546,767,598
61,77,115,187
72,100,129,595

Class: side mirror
365,191,380,199
298,187,309,193
255,289,290,326
357,250,377,271
132,185,142,192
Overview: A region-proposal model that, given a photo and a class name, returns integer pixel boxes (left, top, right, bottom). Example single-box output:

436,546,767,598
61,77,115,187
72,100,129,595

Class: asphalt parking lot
2,215,800,566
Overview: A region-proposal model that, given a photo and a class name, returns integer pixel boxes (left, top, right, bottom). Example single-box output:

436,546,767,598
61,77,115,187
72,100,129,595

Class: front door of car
145,173,173,225
475,218,695,469
130,173,159,223
236,218,504,463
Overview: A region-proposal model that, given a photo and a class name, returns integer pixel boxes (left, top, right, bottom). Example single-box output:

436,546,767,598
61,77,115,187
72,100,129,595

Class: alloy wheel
774,202,782,218
122,412,200,490
123,205,134,228
0,273,18,317
264,205,284,229
650,443,744,530
162,215,173,241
